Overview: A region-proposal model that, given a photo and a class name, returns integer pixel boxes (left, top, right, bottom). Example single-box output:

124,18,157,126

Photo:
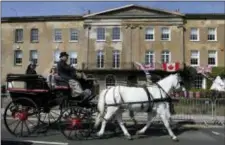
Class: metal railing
2,93,225,126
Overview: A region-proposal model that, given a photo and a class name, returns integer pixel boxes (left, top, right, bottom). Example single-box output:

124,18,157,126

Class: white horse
210,76,225,92
94,73,183,141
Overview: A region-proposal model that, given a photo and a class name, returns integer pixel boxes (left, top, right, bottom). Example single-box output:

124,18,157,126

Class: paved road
1,119,225,145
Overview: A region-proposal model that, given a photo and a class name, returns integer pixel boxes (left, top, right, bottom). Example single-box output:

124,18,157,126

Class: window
190,28,199,41
105,75,116,88
54,29,62,42
145,51,154,65
113,50,120,68
192,74,203,89
190,50,200,66
30,28,39,42
96,50,104,68
145,28,154,40
29,50,38,64
15,29,23,42
161,27,170,41
70,28,78,41
112,27,120,40
54,50,60,63
161,50,170,63
208,50,217,66
97,28,105,41
208,28,217,41
14,50,22,65
70,52,77,65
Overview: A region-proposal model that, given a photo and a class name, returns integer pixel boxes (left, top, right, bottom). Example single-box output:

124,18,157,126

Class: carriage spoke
7,120,18,126
13,121,21,134
49,113,56,122
26,120,35,127
20,121,24,136
24,121,31,134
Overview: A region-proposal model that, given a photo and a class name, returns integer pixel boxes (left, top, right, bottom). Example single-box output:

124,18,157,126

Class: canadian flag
162,62,180,72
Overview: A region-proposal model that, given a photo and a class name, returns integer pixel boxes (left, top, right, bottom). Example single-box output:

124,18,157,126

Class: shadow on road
1,140,33,145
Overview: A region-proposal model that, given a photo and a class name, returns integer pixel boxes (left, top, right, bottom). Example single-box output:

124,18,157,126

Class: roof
185,13,225,19
1,15,83,23
83,4,184,18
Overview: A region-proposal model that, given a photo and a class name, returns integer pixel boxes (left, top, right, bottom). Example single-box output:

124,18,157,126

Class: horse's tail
94,88,108,128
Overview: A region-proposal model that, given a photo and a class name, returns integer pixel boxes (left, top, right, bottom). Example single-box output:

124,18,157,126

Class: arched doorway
105,74,116,89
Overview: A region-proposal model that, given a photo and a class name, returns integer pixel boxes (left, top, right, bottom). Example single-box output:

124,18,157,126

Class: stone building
1,4,225,90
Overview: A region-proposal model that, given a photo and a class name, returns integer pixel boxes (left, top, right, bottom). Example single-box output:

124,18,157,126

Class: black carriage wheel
4,97,40,137
59,107,95,140
39,107,62,125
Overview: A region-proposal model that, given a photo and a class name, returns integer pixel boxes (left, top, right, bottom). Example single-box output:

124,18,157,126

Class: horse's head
210,76,225,92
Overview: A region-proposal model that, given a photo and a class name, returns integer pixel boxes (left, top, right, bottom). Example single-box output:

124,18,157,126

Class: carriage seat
50,76,70,90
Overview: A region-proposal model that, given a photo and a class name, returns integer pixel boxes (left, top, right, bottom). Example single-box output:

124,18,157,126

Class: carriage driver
57,52,91,98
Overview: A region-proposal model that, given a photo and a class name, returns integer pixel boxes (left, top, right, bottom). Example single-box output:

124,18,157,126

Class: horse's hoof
136,131,144,135
172,137,179,142
96,132,103,137
126,135,133,140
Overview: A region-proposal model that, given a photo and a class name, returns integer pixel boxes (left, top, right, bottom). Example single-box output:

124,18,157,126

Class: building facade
1,4,225,90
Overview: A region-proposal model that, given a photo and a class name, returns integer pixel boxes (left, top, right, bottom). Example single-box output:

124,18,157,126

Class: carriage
3,63,197,141
3,73,99,139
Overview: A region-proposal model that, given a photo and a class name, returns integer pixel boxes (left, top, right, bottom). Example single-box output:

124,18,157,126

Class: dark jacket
57,60,76,81
26,64,37,75
25,64,37,89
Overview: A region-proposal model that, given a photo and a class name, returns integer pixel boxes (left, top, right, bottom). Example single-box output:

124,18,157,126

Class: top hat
59,52,69,58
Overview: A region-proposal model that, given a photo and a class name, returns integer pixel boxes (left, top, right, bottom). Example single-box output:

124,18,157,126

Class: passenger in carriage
25,62,37,75
47,66,58,87
57,52,91,98
25,62,37,89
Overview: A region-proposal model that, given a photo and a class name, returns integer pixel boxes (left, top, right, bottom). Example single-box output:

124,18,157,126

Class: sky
1,1,225,17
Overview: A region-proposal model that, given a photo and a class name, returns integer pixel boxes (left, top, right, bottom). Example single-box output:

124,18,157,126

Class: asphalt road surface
1,119,225,145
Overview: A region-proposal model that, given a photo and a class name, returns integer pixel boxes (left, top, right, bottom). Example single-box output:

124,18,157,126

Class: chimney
175,9,180,12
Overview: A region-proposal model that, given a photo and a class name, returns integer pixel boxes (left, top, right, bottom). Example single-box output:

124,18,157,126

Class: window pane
161,28,169,40
145,28,154,40
161,51,170,63
31,29,39,42
97,50,104,68
192,75,203,89
70,29,78,41
14,50,22,65
112,27,120,40
54,29,62,41
15,29,23,42
145,51,154,64
70,52,77,64
113,50,120,68
97,28,105,40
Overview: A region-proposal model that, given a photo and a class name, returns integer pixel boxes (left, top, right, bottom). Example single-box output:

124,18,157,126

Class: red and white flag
162,62,180,72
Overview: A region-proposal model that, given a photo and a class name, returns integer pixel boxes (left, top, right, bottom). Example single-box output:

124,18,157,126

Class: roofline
1,15,83,23
83,4,134,18
83,4,184,18
185,13,225,19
